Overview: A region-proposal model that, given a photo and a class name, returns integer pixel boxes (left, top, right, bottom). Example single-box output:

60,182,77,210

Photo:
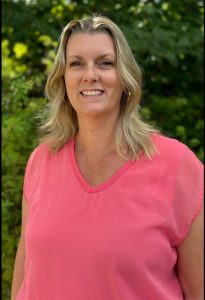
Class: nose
83,65,99,82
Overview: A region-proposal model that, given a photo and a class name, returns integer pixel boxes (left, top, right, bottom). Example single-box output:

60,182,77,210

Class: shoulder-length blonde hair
39,15,158,160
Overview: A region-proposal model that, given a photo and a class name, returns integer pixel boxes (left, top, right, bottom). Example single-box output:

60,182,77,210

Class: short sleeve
23,148,37,203
172,144,204,244
23,145,47,204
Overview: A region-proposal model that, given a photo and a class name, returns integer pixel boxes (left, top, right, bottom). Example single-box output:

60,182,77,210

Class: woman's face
64,32,123,119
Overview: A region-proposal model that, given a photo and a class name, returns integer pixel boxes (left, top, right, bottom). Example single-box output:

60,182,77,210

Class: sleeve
23,145,46,204
172,144,204,245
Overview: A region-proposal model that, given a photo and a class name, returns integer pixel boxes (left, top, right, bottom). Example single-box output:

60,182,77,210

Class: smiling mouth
80,90,104,96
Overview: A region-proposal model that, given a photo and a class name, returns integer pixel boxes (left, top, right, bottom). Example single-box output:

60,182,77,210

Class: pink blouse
17,133,203,300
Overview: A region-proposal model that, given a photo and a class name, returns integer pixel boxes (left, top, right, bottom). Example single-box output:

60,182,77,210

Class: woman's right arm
11,195,29,300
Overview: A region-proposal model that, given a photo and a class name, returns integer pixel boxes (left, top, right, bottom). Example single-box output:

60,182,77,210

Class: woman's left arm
177,203,204,300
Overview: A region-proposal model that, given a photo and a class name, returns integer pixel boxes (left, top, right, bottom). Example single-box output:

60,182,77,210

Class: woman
11,15,203,300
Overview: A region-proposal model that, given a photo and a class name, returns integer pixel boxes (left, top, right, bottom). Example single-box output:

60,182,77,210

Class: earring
127,91,131,102
121,91,131,105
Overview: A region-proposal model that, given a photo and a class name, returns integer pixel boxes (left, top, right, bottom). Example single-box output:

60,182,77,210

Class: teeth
81,90,103,96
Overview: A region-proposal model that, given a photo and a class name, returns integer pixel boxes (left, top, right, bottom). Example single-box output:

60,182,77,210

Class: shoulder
26,138,73,170
150,132,203,193
152,133,187,155
29,138,73,160
151,133,202,165
23,139,73,202
146,133,204,183
27,143,51,167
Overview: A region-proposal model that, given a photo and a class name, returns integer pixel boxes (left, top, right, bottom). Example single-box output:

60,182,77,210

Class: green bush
2,75,45,300
140,94,204,161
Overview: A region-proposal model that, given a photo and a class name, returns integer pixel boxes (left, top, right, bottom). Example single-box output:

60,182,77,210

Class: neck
76,115,119,157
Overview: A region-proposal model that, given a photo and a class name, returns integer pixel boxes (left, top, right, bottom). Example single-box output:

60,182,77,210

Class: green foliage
2,41,45,298
2,75,45,299
2,0,204,299
140,94,204,161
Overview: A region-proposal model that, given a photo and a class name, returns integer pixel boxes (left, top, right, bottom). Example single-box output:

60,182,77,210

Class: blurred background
2,0,204,299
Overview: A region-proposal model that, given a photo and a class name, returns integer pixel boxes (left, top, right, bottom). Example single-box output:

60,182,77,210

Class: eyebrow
67,53,115,59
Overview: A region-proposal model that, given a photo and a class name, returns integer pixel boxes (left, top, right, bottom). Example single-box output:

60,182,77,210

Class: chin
80,105,107,115
83,109,106,117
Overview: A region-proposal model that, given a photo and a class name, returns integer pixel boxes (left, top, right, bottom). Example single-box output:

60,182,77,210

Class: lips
80,89,104,96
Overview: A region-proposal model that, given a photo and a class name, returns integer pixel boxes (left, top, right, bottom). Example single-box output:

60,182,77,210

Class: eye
69,61,82,68
98,61,114,68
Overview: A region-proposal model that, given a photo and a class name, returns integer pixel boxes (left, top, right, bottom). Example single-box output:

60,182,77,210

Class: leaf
13,43,28,59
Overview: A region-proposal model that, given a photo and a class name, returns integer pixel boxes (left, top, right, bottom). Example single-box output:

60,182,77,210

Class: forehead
66,32,116,57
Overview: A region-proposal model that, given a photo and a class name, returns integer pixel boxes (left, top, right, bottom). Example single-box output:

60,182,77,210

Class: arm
11,195,29,300
177,203,204,300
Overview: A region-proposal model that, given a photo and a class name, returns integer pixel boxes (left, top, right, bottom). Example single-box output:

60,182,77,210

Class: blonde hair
39,15,158,160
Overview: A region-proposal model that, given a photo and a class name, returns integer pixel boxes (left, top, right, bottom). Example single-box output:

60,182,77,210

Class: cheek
105,72,122,89
64,72,80,89
107,76,123,97
64,80,75,106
